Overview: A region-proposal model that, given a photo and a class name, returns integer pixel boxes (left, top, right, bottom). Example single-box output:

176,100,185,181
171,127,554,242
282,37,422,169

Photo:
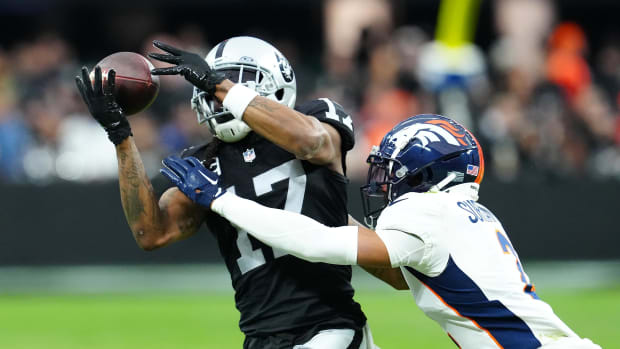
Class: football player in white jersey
160,114,601,349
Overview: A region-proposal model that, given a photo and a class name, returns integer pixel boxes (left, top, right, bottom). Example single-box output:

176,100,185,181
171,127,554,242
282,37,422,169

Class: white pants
538,337,601,349
293,324,379,349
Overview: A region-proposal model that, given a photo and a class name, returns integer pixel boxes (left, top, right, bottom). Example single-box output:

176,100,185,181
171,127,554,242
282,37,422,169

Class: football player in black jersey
75,36,376,348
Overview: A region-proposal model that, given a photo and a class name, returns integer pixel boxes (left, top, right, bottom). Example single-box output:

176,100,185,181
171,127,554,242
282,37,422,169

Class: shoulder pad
180,142,210,158
296,98,355,151
376,192,442,231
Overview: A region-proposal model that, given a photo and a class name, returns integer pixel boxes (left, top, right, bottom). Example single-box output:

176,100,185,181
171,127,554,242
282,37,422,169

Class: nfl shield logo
243,148,256,163
466,164,479,176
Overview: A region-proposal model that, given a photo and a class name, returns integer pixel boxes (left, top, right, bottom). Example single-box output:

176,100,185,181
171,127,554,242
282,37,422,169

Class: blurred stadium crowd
1,0,620,184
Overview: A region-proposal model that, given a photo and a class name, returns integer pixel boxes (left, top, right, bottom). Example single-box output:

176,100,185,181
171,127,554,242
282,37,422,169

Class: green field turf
0,287,618,348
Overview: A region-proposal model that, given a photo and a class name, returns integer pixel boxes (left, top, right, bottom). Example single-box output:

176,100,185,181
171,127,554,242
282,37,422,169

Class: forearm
214,81,327,159
116,138,166,247
211,192,358,265
244,97,326,158
361,266,409,290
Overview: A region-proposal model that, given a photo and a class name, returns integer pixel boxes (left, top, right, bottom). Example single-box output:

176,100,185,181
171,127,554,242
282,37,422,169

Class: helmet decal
239,56,255,63
275,52,294,83
425,119,468,146
389,123,462,148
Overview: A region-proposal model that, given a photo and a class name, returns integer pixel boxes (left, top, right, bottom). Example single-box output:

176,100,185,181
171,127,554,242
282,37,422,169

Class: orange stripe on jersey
417,278,504,348
524,284,538,299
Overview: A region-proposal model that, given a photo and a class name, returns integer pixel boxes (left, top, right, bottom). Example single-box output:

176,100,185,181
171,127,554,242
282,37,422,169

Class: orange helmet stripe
469,131,485,184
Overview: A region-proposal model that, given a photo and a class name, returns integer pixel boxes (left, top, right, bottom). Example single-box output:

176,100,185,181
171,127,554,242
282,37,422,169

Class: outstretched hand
148,40,226,95
75,66,131,145
160,155,226,208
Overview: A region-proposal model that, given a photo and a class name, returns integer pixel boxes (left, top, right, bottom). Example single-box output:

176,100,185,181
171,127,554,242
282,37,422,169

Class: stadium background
1,0,619,347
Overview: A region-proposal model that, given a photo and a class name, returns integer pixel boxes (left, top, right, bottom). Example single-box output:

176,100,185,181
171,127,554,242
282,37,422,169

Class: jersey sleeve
298,98,355,152
375,193,449,276
375,228,427,268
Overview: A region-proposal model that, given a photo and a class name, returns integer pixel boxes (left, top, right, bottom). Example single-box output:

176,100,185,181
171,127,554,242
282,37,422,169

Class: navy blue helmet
361,114,485,225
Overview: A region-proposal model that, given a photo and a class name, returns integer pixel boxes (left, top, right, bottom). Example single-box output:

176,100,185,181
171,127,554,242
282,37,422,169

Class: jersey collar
442,183,480,201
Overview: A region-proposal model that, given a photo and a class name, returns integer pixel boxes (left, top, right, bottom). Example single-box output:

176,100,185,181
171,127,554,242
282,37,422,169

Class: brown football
91,52,159,115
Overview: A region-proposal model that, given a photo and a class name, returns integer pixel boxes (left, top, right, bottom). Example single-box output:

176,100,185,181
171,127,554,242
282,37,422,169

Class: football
91,52,160,115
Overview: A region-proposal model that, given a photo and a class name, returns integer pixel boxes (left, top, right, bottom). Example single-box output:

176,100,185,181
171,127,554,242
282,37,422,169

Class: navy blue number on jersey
496,230,539,299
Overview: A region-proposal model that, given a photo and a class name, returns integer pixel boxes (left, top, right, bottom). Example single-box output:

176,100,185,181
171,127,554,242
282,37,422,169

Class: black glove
75,66,132,145
148,40,226,95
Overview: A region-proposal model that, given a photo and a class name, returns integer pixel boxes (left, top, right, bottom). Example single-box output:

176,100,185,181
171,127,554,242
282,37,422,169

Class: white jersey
375,183,588,349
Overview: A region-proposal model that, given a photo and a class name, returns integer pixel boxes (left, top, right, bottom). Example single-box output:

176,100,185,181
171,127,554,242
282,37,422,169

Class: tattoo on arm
248,97,281,113
117,142,161,241
119,151,145,224
177,217,196,237
159,187,204,240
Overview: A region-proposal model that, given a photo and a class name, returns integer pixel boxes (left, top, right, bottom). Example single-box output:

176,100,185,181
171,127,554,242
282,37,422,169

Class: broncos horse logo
389,120,469,149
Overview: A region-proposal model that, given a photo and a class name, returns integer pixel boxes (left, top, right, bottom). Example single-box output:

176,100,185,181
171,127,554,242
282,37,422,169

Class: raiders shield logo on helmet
275,52,294,83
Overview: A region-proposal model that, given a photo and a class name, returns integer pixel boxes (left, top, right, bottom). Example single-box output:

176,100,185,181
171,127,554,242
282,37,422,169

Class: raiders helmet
191,36,297,142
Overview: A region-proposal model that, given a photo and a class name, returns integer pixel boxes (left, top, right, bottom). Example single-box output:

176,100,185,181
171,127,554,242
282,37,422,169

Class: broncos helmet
361,114,484,226
191,36,297,142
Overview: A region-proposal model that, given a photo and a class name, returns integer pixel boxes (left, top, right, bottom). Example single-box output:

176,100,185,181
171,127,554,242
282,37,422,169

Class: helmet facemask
360,146,409,227
191,64,283,142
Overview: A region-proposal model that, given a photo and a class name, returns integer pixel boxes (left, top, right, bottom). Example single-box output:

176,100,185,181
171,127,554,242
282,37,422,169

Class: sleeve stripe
319,98,353,131
319,98,340,122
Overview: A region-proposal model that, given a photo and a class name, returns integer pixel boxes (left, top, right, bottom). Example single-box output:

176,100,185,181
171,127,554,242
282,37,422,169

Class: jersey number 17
227,159,306,274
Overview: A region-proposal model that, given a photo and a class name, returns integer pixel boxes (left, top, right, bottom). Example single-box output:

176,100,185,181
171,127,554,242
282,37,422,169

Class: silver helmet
191,36,297,142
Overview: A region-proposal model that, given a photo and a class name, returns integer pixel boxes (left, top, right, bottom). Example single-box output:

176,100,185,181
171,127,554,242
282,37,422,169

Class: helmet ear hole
275,88,284,101
406,172,423,188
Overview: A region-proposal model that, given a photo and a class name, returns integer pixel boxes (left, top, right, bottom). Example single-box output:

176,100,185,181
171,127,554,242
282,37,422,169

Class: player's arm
349,216,409,290
159,156,425,272
148,41,345,171
211,191,425,269
116,139,205,250
216,80,342,169
75,66,204,251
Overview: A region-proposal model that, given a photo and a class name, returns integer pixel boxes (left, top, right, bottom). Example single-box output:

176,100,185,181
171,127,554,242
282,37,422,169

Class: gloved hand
148,40,226,95
160,155,227,208
75,66,132,145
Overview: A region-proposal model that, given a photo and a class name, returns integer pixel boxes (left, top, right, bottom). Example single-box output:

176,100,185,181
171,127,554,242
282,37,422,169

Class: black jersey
183,98,365,336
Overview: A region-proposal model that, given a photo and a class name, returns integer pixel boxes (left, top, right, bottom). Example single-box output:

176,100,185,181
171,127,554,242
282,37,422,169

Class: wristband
222,84,259,120
106,117,132,145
